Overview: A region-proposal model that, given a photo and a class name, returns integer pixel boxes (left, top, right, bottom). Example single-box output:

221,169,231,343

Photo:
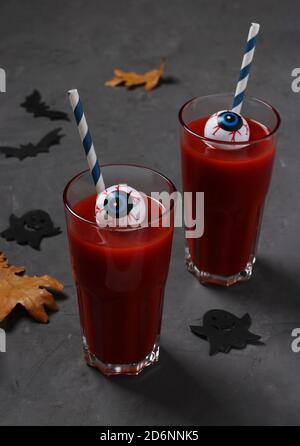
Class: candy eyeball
95,184,146,228
204,110,250,150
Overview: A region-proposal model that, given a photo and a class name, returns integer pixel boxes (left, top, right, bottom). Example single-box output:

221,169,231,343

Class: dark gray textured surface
0,0,299,426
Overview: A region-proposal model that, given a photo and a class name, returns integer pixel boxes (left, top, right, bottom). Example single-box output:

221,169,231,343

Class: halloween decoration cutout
1,210,61,250
190,309,262,356
0,128,63,160
21,90,70,121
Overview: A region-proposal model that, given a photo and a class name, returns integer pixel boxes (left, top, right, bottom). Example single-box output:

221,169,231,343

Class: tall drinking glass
179,94,280,286
63,164,176,375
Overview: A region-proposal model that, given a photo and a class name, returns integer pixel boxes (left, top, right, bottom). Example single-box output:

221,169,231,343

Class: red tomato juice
67,194,174,365
181,116,275,277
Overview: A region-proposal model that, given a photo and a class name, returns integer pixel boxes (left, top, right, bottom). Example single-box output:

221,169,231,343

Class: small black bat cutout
0,128,63,160
190,309,262,356
1,210,61,250
21,90,70,121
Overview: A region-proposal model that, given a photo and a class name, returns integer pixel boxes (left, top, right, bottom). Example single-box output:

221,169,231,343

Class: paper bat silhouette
21,90,70,121
0,128,64,160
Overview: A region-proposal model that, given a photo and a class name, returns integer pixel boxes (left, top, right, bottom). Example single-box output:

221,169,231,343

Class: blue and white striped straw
68,89,105,194
232,23,260,114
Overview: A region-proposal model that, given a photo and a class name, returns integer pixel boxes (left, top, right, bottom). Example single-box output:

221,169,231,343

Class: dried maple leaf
0,253,63,323
105,60,165,91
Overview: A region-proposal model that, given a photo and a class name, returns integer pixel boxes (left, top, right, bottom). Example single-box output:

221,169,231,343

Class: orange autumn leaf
0,253,63,323
105,61,165,91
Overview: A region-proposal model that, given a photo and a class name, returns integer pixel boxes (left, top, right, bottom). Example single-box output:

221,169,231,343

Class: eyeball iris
95,184,146,228
103,190,133,219
217,111,243,132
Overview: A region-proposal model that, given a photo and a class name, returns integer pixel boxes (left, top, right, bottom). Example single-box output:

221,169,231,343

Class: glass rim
178,93,281,146
63,163,177,228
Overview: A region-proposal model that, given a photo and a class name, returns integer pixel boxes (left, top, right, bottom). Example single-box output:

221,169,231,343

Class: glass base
82,339,160,376
185,246,255,287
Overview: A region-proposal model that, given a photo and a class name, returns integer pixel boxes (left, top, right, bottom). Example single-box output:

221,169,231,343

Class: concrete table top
0,0,299,426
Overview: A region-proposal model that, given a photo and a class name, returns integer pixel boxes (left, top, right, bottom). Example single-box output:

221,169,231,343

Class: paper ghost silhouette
1,210,61,250
190,309,262,356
